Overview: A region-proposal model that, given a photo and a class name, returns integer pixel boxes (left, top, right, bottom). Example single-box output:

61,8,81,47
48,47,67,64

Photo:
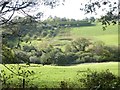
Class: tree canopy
80,0,119,29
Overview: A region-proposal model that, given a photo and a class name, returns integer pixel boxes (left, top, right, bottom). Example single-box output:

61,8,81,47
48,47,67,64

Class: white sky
13,0,118,20
39,0,112,20
38,0,95,20
43,0,87,20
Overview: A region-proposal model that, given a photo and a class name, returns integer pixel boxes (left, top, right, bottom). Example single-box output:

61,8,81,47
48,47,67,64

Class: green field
0,62,119,88
24,24,118,51
69,24,118,46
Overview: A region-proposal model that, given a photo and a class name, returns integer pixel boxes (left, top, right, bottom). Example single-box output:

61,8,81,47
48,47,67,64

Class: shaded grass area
0,62,118,88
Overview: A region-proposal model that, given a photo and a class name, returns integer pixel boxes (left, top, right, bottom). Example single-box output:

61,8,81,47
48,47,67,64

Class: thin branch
21,9,33,18
0,1,37,25
2,64,22,77
1,2,35,14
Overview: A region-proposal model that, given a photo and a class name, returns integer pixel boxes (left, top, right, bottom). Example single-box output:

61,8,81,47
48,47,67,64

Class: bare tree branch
0,0,64,25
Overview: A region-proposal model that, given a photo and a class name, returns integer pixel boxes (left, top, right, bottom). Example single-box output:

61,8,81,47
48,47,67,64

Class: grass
0,62,119,88
22,24,118,50
95,35,118,46
70,24,118,46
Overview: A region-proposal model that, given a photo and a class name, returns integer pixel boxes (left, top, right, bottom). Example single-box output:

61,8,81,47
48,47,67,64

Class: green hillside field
24,24,118,51
69,24,118,46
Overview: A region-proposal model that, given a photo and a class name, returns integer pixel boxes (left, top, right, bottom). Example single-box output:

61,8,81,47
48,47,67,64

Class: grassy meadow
0,62,119,88
69,24,118,46
22,23,118,51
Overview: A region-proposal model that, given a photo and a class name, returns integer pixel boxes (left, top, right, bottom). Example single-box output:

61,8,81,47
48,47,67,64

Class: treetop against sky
0,0,118,24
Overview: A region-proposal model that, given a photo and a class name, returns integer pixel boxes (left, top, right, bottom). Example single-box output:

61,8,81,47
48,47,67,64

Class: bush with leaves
0,64,37,89
104,46,120,61
41,31,48,37
55,52,67,66
23,45,36,52
65,52,78,64
40,47,64,65
40,48,56,65
88,41,120,62
78,69,120,89
2,45,16,64
59,81,69,89
14,50,30,64
71,38,91,52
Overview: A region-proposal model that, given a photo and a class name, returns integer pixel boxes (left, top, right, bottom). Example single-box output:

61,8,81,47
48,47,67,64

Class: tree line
2,37,120,65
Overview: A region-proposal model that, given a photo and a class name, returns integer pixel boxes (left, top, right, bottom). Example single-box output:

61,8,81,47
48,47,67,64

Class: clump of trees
39,38,119,65
2,45,16,64
2,37,119,65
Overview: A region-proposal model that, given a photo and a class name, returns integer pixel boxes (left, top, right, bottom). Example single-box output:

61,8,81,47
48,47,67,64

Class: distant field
69,24,118,46
23,24,118,50
0,62,119,88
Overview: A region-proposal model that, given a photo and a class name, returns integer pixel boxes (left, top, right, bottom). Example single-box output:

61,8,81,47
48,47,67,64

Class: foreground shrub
2,45,15,64
0,65,38,89
60,69,120,89
79,69,120,89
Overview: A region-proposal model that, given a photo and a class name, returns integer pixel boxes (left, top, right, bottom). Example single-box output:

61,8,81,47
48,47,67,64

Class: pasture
0,62,119,88
23,23,118,50
67,23,118,46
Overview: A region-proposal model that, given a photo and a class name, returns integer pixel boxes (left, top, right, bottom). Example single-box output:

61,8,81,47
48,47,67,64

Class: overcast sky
13,0,118,20
42,0,118,20
38,0,97,20
43,0,87,20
